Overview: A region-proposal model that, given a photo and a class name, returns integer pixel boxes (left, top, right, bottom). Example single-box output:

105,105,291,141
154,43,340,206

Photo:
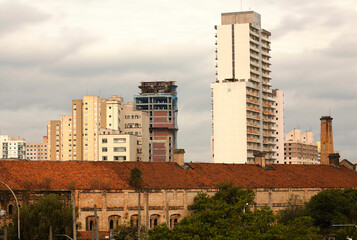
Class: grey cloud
0,1,50,34
0,28,99,67
272,41,357,160
322,34,357,58
271,2,357,40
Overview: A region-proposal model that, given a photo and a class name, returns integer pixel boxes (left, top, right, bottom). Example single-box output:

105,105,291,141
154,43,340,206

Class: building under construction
135,81,178,162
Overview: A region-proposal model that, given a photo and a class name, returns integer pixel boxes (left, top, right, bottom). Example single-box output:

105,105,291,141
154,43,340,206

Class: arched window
86,216,97,231
108,215,121,231
90,221,94,231
170,214,181,229
109,220,114,230
8,204,13,215
150,214,160,229
130,214,138,226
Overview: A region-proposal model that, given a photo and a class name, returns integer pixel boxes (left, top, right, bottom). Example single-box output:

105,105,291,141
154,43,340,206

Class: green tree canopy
129,167,143,190
8,193,73,240
305,188,357,230
148,182,320,240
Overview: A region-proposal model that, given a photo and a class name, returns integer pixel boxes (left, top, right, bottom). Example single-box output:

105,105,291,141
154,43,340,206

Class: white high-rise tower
211,11,276,163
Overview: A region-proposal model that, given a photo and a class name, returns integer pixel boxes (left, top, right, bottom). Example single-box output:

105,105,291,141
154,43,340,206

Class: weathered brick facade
1,160,357,233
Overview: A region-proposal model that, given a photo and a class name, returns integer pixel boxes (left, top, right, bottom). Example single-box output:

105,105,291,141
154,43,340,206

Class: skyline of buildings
0,9,353,163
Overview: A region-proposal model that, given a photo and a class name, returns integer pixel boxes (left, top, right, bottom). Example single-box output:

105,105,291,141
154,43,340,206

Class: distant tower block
320,116,334,165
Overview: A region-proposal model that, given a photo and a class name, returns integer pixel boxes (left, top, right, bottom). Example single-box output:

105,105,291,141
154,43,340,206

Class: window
102,138,108,143
113,138,126,143
118,156,126,161
102,156,107,161
102,147,108,152
114,147,126,152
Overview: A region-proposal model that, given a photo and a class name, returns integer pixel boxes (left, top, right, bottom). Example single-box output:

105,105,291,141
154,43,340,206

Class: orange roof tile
0,160,356,191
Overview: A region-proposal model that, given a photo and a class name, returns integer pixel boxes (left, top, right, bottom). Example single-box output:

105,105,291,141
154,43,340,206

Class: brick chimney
320,116,334,165
173,149,185,167
253,151,266,168
328,153,340,166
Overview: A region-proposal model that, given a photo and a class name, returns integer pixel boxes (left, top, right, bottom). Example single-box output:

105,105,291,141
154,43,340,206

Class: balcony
247,106,260,113
262,51,271,58
247,114,260,120
249,37,260,45
262,87,272,94
263,117,275,123
247,121,259,128
247,129,260,136
250,30,260,38
246,90,259,97
247,138,260,143
247,98,260,105
263,110,274,116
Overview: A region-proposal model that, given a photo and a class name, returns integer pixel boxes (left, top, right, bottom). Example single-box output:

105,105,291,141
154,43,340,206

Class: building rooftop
0,160,356,191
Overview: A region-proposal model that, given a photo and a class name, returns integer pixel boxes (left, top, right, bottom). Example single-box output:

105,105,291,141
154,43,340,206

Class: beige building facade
211,11,276,163
99,129,137,161
123,102,149,161
272,89,284,163
47,95,149,161
25,137,48,160
284,129,319,164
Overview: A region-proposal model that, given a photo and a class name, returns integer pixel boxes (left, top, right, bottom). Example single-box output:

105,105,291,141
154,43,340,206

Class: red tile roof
0,160,357,191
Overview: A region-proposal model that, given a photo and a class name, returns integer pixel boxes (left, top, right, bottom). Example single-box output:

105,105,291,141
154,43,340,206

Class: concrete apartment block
212,11,276,163
0,135,26,159
25,137,48,160
284,129,319,164
135,81,178,162
98,129,137,161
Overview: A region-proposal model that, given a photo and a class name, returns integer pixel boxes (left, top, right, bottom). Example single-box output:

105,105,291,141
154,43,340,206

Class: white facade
211,11,276,164
98,131,137,161
211,82,247,163
0,135,26,159
272,89,284,163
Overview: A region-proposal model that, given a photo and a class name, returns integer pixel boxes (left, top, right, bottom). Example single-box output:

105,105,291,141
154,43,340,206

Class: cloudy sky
0,0,356,162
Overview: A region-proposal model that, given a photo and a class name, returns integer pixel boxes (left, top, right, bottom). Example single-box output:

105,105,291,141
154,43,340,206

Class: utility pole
72,191,77,240
94,205,99,240
4,193,7,240
138,190,141,240
146,191,149,235
49,225,53,240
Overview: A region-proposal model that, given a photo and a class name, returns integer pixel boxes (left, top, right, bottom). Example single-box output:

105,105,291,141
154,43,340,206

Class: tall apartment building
272,89,284,163
284,129,319,164
47,95,149,161
211,11,276,163
135,81,178,162
0,135,26,159
122,102,149,161
25,137,48,160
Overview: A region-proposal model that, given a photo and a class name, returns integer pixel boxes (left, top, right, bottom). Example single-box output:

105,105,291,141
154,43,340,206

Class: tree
8,194,73,240
305,188,357,230
114,224,146,240
148,182,321,240
277,195,306,225
129,168,143,240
